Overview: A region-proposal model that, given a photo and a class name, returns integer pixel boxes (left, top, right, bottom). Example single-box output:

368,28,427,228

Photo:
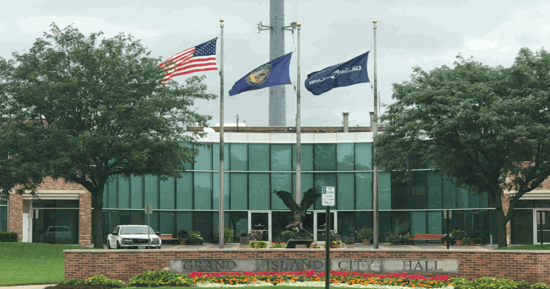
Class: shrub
177,229,188,242
470,277,519,289
357,228,373,240
250,240,268,248
128,270,193,287
269,241,287,248
186,230,203,245
213,229,234,243
280,230,294,242
449,277,472,289
322,240,342,248
59,275,128,288
0,231,18,242
533,283,550,289
451,229,465,240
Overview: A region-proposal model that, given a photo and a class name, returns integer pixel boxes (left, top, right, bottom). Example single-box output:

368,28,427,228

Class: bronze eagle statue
273,187,321,232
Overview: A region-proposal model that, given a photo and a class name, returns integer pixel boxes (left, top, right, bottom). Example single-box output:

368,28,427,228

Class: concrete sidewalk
0,285,56,289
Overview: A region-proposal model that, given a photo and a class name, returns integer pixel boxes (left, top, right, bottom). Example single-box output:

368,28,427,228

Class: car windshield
120,226,154,235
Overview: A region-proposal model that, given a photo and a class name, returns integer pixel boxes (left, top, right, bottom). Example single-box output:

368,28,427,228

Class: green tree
373,49,550,248
0,24,216,248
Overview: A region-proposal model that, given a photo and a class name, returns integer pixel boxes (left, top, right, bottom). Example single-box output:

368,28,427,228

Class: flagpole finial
220,19,224,22
373,20,378,23
297,22,301,26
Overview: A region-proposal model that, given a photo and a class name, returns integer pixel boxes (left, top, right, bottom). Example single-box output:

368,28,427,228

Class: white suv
107,225,162,249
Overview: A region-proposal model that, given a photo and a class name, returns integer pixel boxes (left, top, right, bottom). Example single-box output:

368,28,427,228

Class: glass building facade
98,136,499,244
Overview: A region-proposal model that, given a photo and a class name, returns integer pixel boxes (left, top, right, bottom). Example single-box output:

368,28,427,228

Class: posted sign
322,186,335,206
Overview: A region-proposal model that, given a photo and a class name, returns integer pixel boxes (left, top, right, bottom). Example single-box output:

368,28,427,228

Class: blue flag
305,51,369,95
229,52,293,96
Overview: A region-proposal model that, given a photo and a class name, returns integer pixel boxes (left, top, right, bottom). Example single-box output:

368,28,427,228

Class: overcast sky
1,0,549,127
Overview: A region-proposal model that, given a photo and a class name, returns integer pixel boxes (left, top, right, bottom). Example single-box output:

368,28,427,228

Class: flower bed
55,270,550,289
188,271,453,287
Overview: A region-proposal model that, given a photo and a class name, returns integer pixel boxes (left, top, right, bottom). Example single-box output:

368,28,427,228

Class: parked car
45,226,72,243
107,225,162,249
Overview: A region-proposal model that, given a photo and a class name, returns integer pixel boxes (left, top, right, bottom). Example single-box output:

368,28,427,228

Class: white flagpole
372,19,379,249
219,18,225,249
296,23,302,206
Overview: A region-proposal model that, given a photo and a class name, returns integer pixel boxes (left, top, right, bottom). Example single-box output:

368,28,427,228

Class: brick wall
8,193,23,242
79,191,92,247
64,249,550,284
8,177,90,244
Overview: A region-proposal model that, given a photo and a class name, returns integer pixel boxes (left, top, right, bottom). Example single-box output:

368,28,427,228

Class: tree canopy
0,23,217,247
373,49,550,247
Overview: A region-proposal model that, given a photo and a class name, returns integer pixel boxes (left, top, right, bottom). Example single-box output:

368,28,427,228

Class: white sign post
145,204,153,249
321,186,335,289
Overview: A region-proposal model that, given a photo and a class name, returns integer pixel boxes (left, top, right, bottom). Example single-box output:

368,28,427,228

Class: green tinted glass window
456,186,468,208
292,144,313,171
0,206,7,231
442,176,457,209
213,143,230,171
249,174,270,210
176,173,193,210
271,173,292,209
249,144,270,171
231,173,248,210
213,172,230,210
182,142,194,170
231,144,248,171
292,173,314,210
144,175,159,209
355,143,372,170
160,178,175,209
411,212,427,234
130,176,143,209
176,212,193,232
427,211,442,234
355,173,372,209
337,173,354,210
411,172,427,209
314,144,336,171
194,173,212,209
379,173,391,210
271,145,292,171
427,173,442,209
118,177,130,209
108,177,117,208
103,182,109,208
194,144,213,170
337,143,354,171
314,174,337,209
391,211,411,235
159,212,175,235
469,191,480,208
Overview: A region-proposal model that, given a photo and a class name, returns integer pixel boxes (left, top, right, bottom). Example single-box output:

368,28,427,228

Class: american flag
158,38,218,85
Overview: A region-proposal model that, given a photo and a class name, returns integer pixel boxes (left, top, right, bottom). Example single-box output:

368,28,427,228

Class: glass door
314,211,337,242
535,210,550,244
249,211,271,242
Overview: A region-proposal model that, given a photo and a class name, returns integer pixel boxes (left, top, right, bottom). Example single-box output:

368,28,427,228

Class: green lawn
0,242,99,286
495,244,550,250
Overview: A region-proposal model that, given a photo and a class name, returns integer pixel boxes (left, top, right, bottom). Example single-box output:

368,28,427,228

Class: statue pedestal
287,239,313,249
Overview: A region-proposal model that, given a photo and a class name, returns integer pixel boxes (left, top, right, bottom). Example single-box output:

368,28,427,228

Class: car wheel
116,241,121,249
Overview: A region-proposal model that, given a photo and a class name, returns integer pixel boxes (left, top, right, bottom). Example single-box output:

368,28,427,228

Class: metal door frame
533,209,550,244
313,210,338,242
248,211,272,243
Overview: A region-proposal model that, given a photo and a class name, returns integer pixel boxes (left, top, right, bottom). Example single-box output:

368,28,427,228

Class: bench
158,234,178,244
408,234,446,244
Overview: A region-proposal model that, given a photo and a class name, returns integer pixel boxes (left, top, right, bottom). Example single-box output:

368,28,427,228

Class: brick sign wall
64,249,550,284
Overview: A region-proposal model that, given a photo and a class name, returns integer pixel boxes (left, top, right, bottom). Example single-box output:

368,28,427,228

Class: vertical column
8,193,23,242
79,191,92,247
269,0,286,126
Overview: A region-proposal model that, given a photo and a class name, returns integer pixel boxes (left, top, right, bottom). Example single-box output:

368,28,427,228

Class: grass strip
0,243,97,286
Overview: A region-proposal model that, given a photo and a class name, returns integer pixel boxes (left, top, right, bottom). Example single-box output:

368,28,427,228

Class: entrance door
314,211,337,242
535,210,550,244
249,211,271,242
